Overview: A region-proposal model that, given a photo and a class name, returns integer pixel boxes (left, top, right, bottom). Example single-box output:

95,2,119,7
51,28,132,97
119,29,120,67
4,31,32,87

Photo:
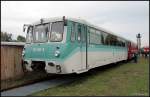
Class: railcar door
77,24,87,71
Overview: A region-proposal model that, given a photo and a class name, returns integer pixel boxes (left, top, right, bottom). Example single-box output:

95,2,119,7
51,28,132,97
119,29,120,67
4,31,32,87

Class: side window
111,35,117,46
90,28,102,44
93,29,97,44
114,36,118,46
101,32,108,45
95,30,101,44
105,34,112,45
94,30,98,44
70,22,76,42
124,41,126,47
123,40,126,47
117,37,122,47
89,28,95,44
101,32,104,45
77,24,81,42
121,39,126,47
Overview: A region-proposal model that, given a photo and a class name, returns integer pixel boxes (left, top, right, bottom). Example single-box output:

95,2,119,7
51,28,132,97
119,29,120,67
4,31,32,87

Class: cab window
50,21,64,42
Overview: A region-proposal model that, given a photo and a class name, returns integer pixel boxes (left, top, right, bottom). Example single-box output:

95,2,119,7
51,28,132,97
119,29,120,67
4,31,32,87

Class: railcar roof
31,17,136,44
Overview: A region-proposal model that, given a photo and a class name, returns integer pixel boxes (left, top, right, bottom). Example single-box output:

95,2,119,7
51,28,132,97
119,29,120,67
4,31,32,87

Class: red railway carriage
141,46,149,54
127,41,138,60
143,46,149,53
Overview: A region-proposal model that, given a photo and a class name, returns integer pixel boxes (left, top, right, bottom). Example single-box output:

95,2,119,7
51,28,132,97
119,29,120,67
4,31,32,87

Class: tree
17,35,26,42
1,32,12,42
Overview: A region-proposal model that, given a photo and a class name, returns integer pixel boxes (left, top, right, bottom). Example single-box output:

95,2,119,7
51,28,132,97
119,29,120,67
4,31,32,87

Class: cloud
1,1,149,47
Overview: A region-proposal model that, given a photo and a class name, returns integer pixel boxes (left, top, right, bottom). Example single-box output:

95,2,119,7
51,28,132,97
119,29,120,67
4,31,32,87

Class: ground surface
1,70,53,91
1,76,75,96
31,57,149,96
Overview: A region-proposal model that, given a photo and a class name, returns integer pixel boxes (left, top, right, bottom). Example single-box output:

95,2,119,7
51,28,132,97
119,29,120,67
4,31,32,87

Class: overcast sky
1,1,149,47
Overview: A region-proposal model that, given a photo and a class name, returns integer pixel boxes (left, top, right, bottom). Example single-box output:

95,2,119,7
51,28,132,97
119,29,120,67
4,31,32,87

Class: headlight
55,50,60,57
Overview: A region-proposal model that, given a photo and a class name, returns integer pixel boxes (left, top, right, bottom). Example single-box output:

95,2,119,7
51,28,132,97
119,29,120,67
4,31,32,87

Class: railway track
1,75,77,96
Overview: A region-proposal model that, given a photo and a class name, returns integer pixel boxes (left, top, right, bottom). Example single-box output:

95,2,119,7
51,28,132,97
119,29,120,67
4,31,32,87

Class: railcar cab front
22,17,68,73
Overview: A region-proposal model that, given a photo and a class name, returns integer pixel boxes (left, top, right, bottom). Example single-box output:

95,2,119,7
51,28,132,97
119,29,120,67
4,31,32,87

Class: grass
31,57,149,96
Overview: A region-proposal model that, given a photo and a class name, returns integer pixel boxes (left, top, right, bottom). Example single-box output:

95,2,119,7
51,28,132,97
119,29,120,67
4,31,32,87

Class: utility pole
136,33,141,55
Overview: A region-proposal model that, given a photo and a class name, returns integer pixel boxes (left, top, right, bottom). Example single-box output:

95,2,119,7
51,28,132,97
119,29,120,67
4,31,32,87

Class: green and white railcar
22,16,128,74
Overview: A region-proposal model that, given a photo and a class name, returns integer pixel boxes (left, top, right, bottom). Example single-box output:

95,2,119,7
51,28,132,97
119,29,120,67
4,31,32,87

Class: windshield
25,21,64,43
33,24,49,43
26,26,33,43
50,22,64,42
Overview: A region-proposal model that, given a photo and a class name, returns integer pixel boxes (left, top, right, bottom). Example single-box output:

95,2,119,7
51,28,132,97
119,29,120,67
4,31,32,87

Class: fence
1,42,25,80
